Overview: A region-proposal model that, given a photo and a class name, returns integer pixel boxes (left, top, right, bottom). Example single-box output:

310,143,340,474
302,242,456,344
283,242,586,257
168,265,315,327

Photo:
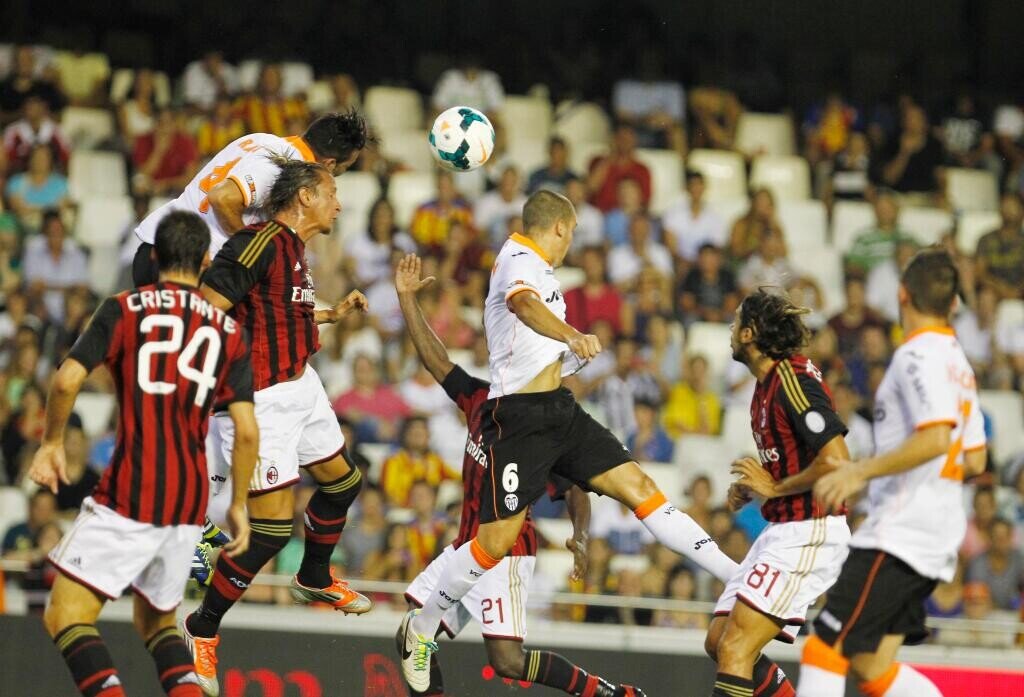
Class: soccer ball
428,106,495,172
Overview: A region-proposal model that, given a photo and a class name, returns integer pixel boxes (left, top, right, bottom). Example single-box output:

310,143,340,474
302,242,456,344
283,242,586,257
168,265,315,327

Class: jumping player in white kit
798,248,987,697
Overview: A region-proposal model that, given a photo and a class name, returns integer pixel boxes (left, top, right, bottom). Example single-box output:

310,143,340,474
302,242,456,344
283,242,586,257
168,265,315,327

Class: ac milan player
182,157,370,697
395,253,645,697
29,211,258,697
705,290,852,697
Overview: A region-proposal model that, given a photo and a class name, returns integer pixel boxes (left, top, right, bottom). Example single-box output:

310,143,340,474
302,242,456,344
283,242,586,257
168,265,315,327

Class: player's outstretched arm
315,290,368,325
507,291,602,361
564,486,591,580
732,435,849,500
207,179,247,237
395,253,453,384
28,359,89,493
222,400,258,557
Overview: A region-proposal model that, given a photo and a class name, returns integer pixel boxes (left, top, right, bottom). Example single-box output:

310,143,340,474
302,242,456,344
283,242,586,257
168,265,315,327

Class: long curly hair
738,288,811,360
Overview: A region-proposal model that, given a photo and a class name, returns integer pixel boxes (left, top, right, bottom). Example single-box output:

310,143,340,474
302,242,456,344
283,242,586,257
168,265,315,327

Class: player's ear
897,284,909,307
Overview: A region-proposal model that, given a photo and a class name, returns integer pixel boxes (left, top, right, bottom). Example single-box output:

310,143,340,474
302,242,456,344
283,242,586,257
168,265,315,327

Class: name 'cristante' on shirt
125,288,238,333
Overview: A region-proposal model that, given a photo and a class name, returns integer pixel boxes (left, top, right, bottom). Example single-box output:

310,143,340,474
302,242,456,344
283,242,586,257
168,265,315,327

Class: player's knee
317,465,362,511
487,646,526,679
716,625,754,666
43,601,70,637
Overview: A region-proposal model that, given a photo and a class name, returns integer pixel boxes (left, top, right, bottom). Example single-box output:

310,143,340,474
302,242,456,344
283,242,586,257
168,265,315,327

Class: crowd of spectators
0,43,1022,647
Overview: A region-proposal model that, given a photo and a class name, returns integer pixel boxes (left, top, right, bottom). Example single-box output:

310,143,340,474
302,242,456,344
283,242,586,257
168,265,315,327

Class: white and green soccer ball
428,105,495,172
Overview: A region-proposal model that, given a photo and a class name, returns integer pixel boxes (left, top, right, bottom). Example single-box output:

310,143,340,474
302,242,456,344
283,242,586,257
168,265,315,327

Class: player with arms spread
181,158,370,696
705,290,852,697
132,111,371,285
797,249,986,697
29,211,258,697
399,190,737,694
396,253,644,697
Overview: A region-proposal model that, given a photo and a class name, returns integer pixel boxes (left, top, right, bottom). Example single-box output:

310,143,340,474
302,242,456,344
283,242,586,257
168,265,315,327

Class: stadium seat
505,137,549,177
61,107,115,149
535,518,574,546
721,406,756,454
789,244,845,315
73,392,116,439
687,149,747,202
995,299,1024,345
830,200,875,252
68,151,127,201
236,59,262,92
749,155,811,201
946,167,999,212
777,199,827,249
684,322,733,389
306,80,335,113
642,462,685,500
553,101,611,148
88,244,121,295
0,487,28,544
674,435,732,505
978,390,1024,467
337,171,382,219
74,195,133,247
379,128,434,172
568,141,609,177
735,112,796,157
956,210,1001,254
502,95,553,144
609,554,649,574
635,148,684,215
897,206,954,246
365,86,424,134
709,197,750,228
387,171,437,228
280,61,314,97
535,549,575,590
554,265,585,293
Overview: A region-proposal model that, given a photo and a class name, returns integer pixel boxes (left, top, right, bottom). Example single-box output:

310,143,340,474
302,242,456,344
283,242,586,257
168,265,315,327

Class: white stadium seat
978,390,1024,467
68,151,127,201
635,148,683,215
721,406,756,455
387,171,437,228
709,198,750,228
0,487,28,545
505,137,549,176
735,112,796,157
336,171,383,240
788,244,845,315
61,107,115,149
553,101,611,148
365,86,424,133
946,167,999,212
673,435,734,506
306,80,335,113
535,549,575,589
777,199,827,249
554,265,585,293
830,200,875,252
687,149,747,202
995,299,1024,344
956,210,1001,254
684,322,733,389
379,128,435,172
502,95,553,144
75,195,133,248
73,392,116,439
749,155,811,200
280,61,314,97
897,206,954,246
535,518,574,546
236,59,262,92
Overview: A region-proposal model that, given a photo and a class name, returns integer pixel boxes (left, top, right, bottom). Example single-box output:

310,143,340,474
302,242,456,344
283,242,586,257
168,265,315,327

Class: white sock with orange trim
410,538,500,637
796,636,848,697
633,491,738,582
860,663,940,697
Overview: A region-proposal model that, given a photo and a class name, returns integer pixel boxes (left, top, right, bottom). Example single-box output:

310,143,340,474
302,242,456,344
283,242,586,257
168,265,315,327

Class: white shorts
405,545,535,641
209,365,344,494
714,515,850,641
48,497,200,612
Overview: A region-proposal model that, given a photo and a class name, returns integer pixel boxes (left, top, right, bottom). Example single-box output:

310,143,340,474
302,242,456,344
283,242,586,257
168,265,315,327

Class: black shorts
477,387,633,523
813,548,938,656
132,241,159,287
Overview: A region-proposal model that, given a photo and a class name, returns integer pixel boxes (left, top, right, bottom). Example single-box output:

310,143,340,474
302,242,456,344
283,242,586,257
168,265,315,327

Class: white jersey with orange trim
850,327,985,581
484,233,583,398
134,133,316,257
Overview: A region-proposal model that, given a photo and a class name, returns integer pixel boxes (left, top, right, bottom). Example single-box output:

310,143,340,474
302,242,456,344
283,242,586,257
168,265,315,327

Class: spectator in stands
20,519,62,613
662,354,721,437
975,192,1024,300
363,523,416,584
641,313,683,384
832,378,873,460
684,475,714,533
564,246,625,335
826,131,872,204
22,210,88,322
677,243,739,326
564,177,604,253
585,337,644,435
803,91,859,165
845,324,892,397
0,198,21,297
688,86,742,151
54,417,100,514
53,48,109,108
3,94,70,173
116,69,158,142
587,122,652,212
846,189,918,275
722,526,751,563
333,354,410,443
344,198,415,287
318,73,361,115
234,63,309,136
196,95,246,159
474,165,526,247
866,239,918,322
875,103,944,198
954,285,998,377
607,215,672,290
663,170,727,267
963,487,999,559
406,480,447,570
653,565,707,629
1,488,57,558
937,581,1012,648
379,416,458,508
1,379,44,481
926,564,965,620
527,136,577,194
603,177,648,247
437,219,494,286
5,144,70,230
182,50,238,110
341,484,388,577
409,170,474,253
590,496,654,556
940,91,1000,179
737,227,794,293
827,276,889,360
728,188,784,262
967,518,1023,610
432,53,505,118
130,107,199,196
0,45,63,119
612,48,686,153
626,398,674,464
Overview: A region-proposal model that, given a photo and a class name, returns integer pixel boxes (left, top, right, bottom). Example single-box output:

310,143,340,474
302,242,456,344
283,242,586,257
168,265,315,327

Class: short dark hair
901,248,959,317
739,289,811,360
265,155,331,216
698,242,719,255
685,169,704,183
302,110,373,163
154,211,210,275
522,189,574,231
41,209,62,231
549,136,566,149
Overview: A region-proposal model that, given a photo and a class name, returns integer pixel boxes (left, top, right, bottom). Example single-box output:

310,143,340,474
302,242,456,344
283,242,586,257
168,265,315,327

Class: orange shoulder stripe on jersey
285,135,316,162
778,360,810,412
238,222,281,267
504,285,540,307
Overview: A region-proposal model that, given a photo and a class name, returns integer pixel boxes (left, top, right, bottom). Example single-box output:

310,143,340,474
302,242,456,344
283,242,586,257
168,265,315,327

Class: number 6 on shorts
502,463,518,492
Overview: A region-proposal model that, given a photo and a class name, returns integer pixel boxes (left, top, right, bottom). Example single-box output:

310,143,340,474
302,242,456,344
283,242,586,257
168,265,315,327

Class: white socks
863,664,941,697
633,492,739,582
410,538,499,637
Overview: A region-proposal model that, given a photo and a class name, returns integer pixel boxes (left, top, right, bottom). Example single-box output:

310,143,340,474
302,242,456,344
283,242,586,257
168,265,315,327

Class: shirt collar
509,232,552,265
285,135,316,163
903,325,955,343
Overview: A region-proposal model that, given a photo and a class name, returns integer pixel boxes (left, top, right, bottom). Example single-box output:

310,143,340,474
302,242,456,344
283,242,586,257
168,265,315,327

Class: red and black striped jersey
203,220,319,391
67,282,253,526
750,355,847,523
442,366,573,557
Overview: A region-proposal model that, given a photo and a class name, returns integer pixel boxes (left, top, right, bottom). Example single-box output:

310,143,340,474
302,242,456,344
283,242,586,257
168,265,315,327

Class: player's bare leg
709,604,791,697
587,461,738,581
291,453,370,613
132,594,204,696
705,617,794,697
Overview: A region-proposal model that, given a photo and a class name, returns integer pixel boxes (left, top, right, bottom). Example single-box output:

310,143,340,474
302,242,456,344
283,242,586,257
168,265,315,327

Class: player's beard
731,343,747,365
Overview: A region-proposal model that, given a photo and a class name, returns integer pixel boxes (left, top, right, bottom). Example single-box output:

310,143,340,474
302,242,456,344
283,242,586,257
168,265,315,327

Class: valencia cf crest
504,493,519,512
